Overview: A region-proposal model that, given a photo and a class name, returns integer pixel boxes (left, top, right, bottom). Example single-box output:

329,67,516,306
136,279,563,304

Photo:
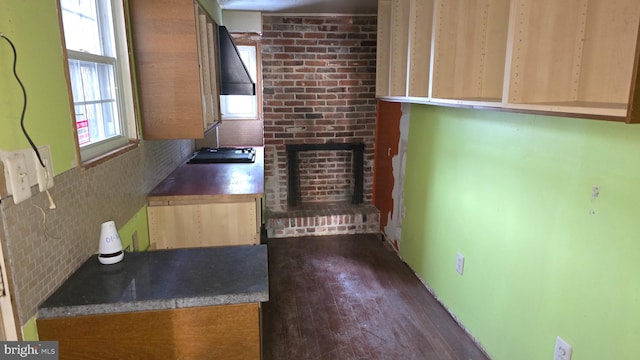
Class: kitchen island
147,147,264,249
37,245,268,360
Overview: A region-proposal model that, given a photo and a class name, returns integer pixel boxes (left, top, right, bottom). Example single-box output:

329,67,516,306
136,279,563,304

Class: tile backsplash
0,139,193,326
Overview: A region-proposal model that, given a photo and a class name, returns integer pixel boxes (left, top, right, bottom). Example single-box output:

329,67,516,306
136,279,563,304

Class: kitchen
0,0,380,356
2,0,640,360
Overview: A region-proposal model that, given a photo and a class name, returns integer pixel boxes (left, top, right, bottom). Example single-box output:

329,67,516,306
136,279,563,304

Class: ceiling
217,0,378,14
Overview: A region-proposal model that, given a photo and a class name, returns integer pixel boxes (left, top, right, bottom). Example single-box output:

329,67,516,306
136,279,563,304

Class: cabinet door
129,0,203,139
376,0,433,99
129,0,222,139
38,304,261,360
148,202,259,249
196,5,215,131
207,18,222,126
195,4,222,131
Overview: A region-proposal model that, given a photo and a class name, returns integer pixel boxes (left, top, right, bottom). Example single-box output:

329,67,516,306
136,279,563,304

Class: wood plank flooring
262,234,490,360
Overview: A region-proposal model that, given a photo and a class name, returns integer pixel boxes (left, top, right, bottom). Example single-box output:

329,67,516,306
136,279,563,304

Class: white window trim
220,44,260,120
61,0,138,162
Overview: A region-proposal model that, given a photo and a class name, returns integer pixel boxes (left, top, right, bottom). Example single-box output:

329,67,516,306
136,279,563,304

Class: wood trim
147,193,263,205
55,0,83,169
0,231,19,340
79,141,140,169
0,162,7,199
627,19,640,123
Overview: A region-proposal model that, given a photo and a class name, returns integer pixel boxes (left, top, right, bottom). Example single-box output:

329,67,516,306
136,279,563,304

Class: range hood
217,26,256,95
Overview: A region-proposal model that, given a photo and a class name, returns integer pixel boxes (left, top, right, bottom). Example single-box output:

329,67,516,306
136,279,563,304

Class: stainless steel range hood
217,25,256,95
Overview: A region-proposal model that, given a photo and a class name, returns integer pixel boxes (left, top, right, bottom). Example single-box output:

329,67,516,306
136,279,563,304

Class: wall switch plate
554,336,572,360
34,145,54,191
456,253,465,275
4,153,31,204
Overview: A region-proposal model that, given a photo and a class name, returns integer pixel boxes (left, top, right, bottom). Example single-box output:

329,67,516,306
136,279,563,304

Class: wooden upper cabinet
505,0,640,120
128,0,221,139
375,0,392,98
376,0,640,123
432,0,509,104
377,0,433,99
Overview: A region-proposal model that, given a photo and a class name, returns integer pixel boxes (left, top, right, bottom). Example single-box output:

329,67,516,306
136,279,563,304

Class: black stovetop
187,147,256,164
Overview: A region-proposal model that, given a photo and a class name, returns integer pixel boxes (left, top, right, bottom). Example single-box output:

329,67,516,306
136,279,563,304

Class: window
60,0,136,161
220,45,259,119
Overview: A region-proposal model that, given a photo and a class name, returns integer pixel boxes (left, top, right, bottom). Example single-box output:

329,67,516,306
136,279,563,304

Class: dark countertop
38,245,268,319
148,147,264,204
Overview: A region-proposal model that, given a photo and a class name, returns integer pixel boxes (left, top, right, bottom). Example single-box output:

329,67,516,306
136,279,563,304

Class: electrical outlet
554,336,572,360
4,153,31,204
34,145,54,192
456,253,465,275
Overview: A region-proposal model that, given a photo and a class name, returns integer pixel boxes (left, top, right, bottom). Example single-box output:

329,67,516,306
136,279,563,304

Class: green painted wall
0,0,77,173
21,317,38,341
117,205,151,252
400,105,640,359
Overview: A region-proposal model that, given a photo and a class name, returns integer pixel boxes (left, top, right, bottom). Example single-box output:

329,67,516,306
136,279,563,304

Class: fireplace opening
286,143,364,207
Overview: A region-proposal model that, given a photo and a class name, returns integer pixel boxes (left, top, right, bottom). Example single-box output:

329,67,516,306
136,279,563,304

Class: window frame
58,0,138,165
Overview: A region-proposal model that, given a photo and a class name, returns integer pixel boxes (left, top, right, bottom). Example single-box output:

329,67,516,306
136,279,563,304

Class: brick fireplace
261,15,379,237
286,142,364,206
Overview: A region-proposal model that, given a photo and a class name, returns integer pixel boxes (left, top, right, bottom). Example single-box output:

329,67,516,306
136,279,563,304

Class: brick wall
298,149,353,203
262,15,377,211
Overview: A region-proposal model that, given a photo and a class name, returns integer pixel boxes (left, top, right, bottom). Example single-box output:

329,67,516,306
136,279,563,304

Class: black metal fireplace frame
286,142,365,207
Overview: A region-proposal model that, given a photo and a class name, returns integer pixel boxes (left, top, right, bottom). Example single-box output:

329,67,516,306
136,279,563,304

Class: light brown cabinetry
129,0,221,139
38,304,260,360
147,148,265,250
432,0,509,103
377,0,640,123
148,198,261,249
376,0,433,98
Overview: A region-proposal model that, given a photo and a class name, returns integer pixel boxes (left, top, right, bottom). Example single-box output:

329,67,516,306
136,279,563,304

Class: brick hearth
266,203,379,238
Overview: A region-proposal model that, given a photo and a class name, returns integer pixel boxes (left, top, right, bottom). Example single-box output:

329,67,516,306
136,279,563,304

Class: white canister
98,221,124,265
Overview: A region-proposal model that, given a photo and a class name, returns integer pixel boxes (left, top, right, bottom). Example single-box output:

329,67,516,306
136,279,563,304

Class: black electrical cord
1,33,45,168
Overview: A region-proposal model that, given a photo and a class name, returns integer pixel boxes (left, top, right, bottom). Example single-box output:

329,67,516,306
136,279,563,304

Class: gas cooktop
187,147,255,164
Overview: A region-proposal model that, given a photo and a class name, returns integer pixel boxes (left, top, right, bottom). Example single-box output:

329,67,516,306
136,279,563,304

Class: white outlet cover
4,153,32,204
554,336,572,360
34,145,54,192
456,253,464,275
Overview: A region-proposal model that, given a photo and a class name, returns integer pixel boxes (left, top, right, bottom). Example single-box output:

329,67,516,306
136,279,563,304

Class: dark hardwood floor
262,234,490,360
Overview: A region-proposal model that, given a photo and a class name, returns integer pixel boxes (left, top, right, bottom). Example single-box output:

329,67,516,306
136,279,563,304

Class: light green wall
0,0,77,173
400,105,640,359
117,205,151,252
21,317,38,341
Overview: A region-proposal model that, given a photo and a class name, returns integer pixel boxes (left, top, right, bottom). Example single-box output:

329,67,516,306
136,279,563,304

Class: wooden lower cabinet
37,303,261,360
148,198,261,249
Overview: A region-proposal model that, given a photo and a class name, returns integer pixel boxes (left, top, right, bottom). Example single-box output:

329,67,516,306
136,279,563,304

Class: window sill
221,117,262,121
80,140,140,169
